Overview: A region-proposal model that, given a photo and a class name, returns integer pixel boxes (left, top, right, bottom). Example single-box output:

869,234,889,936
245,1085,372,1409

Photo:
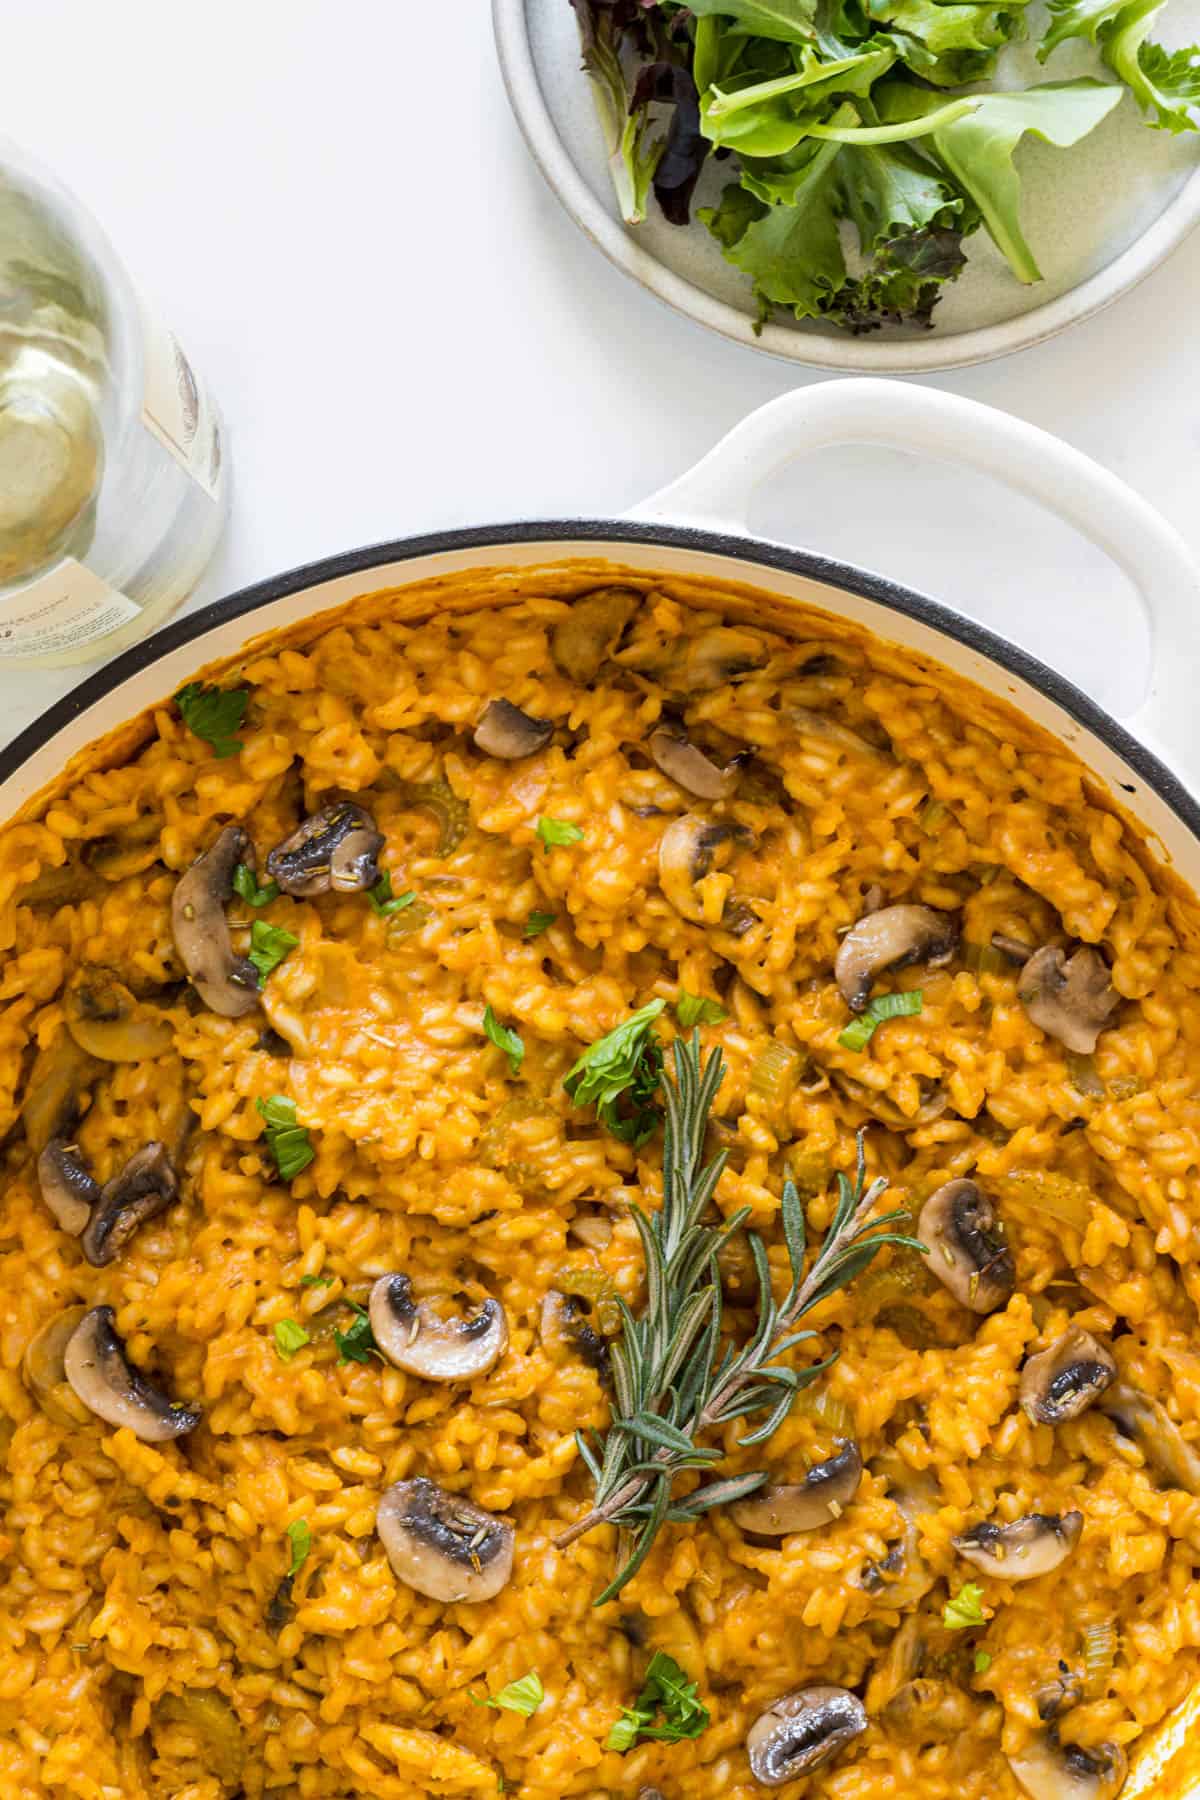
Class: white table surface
4,0,1199,744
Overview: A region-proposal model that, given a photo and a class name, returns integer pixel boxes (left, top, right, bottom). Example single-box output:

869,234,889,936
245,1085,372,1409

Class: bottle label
140,309,222,501
0,557,140,660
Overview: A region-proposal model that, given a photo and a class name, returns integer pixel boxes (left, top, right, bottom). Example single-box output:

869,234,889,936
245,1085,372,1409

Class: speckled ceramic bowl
494,0,1200,371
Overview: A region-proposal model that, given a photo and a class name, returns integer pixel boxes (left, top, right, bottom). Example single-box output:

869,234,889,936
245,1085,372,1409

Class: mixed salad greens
571,0,1200,330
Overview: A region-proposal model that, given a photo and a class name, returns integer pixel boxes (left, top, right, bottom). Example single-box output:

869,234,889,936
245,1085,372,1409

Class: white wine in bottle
0,139,228,666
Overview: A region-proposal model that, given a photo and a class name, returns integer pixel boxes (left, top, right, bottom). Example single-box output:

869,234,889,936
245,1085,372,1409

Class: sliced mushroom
918,1179,1015,1314
172,825,260,1017
80,1142,178,1268
992,932,1035,966
858,1458,937,1609
551,586,638,683
658,815,753,926
677,626,764,694
540,1290,611,1380
954,1510,1082,1580
1009,1733,1127,1800
1017,945,1118,1055
37,1137,100,1234
21,1032,102,1155
65,968,174,1062
830,1070,949,1130
369,1274,507,1382
835,904,958,1013
376,1477,513,1603
747,1685,867,1786
473,698,553,760
63,1305,201,1442
1020,1328,1116,1426
731,1441,862,1535
791,707,885,758
22,1304,90,1426
1037,1666,1084,1723
1098,1382,1200,1494
647,727,734,802
266,803,384,897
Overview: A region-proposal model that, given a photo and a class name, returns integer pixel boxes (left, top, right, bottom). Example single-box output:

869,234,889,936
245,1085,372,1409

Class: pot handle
629,379,1200,784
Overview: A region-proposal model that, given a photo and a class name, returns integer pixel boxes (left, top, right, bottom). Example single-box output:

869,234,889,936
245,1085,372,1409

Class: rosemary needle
556,1033,925,1603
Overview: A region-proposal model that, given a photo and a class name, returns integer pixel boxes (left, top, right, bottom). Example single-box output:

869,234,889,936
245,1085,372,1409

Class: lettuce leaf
877,78,1122,280
864,0,1031,83
1042,0,1200,131
687,0,819,41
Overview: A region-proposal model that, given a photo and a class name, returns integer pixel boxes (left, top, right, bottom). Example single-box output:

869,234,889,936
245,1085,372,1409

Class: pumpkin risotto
2,572,1200,1800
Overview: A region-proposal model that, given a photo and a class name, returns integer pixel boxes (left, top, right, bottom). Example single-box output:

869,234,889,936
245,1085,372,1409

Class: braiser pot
2,377,1199,1796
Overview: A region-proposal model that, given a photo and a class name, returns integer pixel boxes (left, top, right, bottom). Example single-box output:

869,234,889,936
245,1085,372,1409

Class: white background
4,0,1199,738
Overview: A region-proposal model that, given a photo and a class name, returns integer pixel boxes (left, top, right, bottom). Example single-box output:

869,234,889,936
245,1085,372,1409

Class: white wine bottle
0,140,228,666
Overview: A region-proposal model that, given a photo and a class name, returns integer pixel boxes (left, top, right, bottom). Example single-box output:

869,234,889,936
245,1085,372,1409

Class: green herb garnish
564,999,665,1145
248,919,299,985
944,1582,987,1630
368,873,417,917
536,817,584,851
838,989,923,1052
676,990,728,1030
286,1519,311,1576
524,911,557,939
299,1273,333,1290
557,1044,926,1602
174,681,250,759
233,864,280,908
334,1302,380,1366
483,1004,525,1076
274,1319,310,1361
974,1649,992,1673
605,1652,709,1751
475,1672,545,1718
256,1095,315,1181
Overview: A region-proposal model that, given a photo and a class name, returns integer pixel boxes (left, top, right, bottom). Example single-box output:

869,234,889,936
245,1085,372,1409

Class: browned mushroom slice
172,825,260,1017
551,587,638,682
22,1304,90,1426
790,707,886,758
953,1510,1082,1580
64,968,174,1062
1020,1328,1116,1426
473,699,553,760
64,1305,201,1442
266,803,383,897
1009,1733,1127,1800
835,904,958,1012
747,1685,867,1786
1098,1383,1200,1494
368,1274,507,1382
376,1477,513,1603
540,1291,611,1380
80,1142,178,1268
647,727,734,801
1017,945,1118,1055
21,1032,103,1156
677,626,765,694
918,1179,1015,1314
658,815,753,926
37,1137,100,1234
730,1441,862,1534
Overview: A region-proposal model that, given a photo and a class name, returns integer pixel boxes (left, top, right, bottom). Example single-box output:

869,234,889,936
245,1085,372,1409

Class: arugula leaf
285,1518,311,1576
688,0,819,42
334,1301,380,1365
256,1095,315,1181
877,78,1122,281
838,987,923,1050
564,1000,666,1145
477,1672,545,1717
233,864,280,908
537,817,584,851
367,872,417,917
606,1652,710,1752
570,0,666,222
483,1005,525,1075
1041,0,1200,130
524,910,557,939
249,919,299,985
676,990,728,1029
274,1319,310,1360
174,682,249,759
944,1581,987,1629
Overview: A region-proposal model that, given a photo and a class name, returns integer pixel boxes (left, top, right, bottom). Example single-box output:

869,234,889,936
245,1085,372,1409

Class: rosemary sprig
556,1034,924,1602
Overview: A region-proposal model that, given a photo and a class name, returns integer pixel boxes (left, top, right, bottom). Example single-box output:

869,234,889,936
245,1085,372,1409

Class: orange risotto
2,569,1200,1800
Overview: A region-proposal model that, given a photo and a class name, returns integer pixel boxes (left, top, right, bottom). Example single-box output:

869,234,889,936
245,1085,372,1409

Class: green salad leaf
564,1000,666,1145
1043,0,1200,130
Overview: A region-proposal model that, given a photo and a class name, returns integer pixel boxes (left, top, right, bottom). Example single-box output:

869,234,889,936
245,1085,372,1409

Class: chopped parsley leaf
233,864,280,908
174,681,249,759
838,989,923,1053
475,1671,545,1718
334,1302,380,1366
524,910,557,939
974,1649,992,1674
285,1518,311,1576
564,1000,665,1146
368,872,417,917
536,817,583,852
944,1582,986,1630
299,1273,333,1290
483,1004,525,1076
256,1095,315,1181
248,919,299,985
605,1652,709,1751
675,990,727,1030
274,1319,310,1361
